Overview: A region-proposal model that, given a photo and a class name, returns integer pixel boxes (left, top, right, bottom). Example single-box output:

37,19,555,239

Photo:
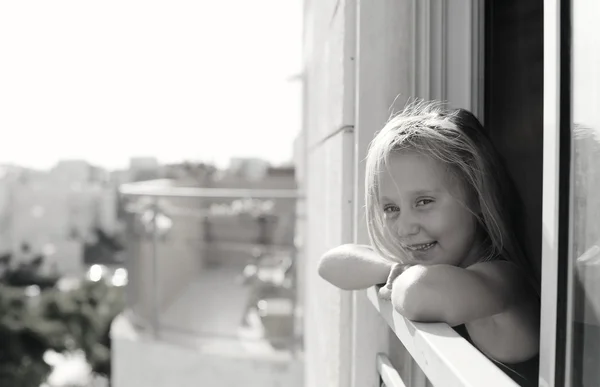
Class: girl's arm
391,261,539,363
318,244,394,290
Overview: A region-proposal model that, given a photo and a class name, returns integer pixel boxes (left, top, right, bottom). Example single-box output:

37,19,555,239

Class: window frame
353,1,579,387
539,0,573,386
351,0,411,385
352,1,511,386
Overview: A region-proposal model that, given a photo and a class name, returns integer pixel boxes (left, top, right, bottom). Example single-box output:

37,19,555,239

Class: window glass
484,0,544,284
570,1,600,385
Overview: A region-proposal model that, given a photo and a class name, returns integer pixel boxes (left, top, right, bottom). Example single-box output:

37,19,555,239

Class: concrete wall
352,2,418,386
301,1,356,386
301,1,448,386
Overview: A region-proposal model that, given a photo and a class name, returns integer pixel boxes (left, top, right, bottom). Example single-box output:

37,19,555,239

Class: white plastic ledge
377,353,407,387
366,286,519,387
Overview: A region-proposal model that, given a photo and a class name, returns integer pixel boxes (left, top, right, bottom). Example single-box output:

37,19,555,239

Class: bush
39,280,125,377
0,285,69,387
0,280,125,387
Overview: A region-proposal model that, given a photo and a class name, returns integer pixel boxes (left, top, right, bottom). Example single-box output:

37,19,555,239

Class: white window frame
539,0,564,386
352,1,545,386
377,353,408,387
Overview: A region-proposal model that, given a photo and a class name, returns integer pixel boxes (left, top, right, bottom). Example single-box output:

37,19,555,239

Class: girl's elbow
391,294,423,321
390,265,452,323
317,249,359,290
318,244,389,290
318,255,347,289
390,274,427,321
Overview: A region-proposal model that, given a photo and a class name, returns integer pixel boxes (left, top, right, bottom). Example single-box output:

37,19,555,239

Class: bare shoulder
466,260,530,299
466,259,522,278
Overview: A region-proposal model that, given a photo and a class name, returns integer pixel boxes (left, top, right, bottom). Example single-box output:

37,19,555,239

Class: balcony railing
118,180,303,355
367,287,520,387
377,353,407,387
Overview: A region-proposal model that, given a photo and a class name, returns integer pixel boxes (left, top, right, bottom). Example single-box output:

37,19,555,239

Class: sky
0,0,303,170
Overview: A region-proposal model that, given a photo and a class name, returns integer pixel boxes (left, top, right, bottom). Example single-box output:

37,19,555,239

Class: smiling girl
318,101,540,368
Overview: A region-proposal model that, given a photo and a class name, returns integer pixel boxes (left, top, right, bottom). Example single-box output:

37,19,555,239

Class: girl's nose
394,212,419,239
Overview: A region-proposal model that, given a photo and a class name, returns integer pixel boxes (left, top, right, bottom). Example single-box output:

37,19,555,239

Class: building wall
0,176,13,252
301,1,356,386
352,2,418,385
50,159,93,183
301,1,443,386
293,129,306,340
3,174,118,275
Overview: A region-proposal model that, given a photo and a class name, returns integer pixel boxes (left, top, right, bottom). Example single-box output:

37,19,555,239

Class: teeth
407,242,435,251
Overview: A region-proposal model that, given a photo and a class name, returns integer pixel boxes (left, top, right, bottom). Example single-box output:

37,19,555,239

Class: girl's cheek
420,211,442,231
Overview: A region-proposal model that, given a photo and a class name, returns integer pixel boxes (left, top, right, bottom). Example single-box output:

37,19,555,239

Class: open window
304,0,600,385
353,1,548,386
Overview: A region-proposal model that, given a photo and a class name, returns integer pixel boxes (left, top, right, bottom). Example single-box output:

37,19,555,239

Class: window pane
570,0,600,385
485,0,543,285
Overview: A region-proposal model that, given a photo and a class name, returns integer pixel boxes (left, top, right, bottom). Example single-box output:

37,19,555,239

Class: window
568,1,600,386
351,1,600,387
484,0,544,286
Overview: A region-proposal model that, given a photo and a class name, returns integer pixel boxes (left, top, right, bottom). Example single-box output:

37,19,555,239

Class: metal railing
119,181,303,354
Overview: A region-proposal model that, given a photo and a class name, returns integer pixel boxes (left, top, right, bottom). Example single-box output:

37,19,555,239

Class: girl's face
378,151,482,267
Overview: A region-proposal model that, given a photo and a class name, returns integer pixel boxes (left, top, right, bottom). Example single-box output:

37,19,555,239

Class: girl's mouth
406,242,437,251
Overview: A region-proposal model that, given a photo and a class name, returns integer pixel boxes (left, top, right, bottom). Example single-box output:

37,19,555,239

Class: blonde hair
365,100,529,272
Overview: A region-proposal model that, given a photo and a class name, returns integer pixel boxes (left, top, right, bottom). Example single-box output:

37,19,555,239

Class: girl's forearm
318,244,394,290
392,264,510,326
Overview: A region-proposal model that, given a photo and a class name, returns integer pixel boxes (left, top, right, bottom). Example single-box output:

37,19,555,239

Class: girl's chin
410,256,436,264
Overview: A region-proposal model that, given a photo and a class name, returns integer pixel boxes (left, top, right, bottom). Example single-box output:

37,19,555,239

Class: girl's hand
378,263,411,300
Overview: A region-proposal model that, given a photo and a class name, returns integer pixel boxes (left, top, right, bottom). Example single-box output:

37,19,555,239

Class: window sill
366,286,519,387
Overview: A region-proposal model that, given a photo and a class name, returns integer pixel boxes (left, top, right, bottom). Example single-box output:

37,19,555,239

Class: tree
0,279,125,386
0,285,69,387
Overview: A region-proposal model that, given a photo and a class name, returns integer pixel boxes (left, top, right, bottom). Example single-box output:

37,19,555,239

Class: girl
318,100,540,367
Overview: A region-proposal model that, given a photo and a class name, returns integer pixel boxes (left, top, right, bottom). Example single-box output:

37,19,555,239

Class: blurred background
0,1,304,386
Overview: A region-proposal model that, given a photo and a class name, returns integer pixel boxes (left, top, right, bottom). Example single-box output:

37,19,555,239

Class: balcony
110,179,303,387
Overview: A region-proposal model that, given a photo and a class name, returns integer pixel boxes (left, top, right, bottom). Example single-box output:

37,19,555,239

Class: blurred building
111,163,302,387
0,161,119,275
217,160,295,190
129,157,160,182
228,157,271,181
50,159,93,183
162,162,216,186
0,165,23,252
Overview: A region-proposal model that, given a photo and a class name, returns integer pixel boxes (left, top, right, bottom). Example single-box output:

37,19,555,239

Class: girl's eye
416,198,434,207
383,205,399,214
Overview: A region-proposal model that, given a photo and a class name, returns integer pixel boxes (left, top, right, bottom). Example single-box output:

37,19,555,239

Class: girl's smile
405,241,436,251
379,151,482,267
